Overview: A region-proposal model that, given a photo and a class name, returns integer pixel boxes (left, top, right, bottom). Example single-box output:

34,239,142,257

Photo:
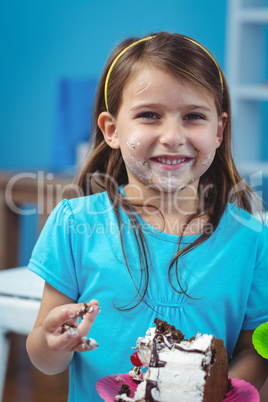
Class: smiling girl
27,32,268,401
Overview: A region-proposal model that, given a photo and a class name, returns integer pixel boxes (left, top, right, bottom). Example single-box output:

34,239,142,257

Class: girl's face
100,66,227,196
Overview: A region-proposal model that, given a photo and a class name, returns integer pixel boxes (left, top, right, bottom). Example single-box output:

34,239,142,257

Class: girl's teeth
157,157,185,165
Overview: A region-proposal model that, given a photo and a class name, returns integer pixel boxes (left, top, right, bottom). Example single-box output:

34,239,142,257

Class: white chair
0,267,44,401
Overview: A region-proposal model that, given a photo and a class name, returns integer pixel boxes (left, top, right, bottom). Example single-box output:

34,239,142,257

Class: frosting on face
125,133,196,192
135,81,152,96
114,66,225,198
127,135,140,150
125,149,196,193
202,153,212,166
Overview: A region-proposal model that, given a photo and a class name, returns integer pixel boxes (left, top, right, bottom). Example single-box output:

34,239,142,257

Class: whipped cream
119,328,215,401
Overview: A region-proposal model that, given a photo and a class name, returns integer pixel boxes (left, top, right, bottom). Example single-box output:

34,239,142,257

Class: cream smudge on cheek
202,153,212,166
127,135,139,149
125,134,197,191
125,160,154,187
125,135,154,182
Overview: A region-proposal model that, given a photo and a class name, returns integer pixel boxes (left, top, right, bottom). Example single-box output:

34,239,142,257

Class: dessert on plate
115,318,229,401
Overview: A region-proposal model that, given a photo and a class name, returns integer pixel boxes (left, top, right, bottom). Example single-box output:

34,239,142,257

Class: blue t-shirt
28,190,268,402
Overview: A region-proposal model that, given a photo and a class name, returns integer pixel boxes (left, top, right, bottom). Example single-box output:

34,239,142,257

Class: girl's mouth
150,155,194,170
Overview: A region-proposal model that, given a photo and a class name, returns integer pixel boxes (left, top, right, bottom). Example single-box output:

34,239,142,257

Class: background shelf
226,0,268,168
235,85,268,100
239,9,268,23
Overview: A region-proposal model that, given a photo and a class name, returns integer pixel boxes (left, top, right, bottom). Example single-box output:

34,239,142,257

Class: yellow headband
104,35,223,112
104,36,156,112
184,37,224,92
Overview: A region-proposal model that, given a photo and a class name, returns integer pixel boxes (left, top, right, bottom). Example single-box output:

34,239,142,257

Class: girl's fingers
44,300,100,352
72,337,99,353
46,328,79,351
43,305,77,333
43,300,99,333
76,303,100,338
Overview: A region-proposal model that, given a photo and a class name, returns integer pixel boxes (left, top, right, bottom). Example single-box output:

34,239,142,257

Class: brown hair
77,32,262,310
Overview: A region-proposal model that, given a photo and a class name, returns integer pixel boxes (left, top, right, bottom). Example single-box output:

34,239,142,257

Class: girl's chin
142,178,197,193
126,164,198,193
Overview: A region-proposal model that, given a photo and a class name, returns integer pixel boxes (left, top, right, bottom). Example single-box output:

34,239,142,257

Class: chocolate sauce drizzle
145,380,159,401
174,344,206,355
149,335,167,368
152,333,206,358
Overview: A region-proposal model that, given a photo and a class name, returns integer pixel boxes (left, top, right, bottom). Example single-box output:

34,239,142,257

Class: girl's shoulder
52,191,113,222
212,204,268,265
68,190,111,211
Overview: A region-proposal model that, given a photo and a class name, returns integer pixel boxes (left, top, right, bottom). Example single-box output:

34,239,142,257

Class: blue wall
0,0,227,170
0,0,228,265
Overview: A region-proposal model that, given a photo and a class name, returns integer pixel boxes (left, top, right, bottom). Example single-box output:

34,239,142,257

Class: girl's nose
159,120,185,148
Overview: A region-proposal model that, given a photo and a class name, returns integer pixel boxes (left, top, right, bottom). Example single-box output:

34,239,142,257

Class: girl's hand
42,299,100,353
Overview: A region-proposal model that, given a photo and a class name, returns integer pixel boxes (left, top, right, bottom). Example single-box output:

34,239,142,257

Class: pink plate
226,377,259,401
96,374,259,401
96,374,138,401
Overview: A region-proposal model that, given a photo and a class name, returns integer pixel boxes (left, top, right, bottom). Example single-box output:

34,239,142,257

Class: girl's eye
138,112,159,120
184,113,204,120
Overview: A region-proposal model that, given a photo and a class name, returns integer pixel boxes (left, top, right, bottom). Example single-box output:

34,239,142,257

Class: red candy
131,351,142,367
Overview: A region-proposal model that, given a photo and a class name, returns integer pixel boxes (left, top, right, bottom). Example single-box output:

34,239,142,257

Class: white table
0,267,44,401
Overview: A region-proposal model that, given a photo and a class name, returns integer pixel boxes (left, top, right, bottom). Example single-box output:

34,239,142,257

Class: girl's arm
26,282,99,375
228,329,268,390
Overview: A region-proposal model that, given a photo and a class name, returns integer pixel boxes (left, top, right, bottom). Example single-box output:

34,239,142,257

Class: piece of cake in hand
116,318,229,401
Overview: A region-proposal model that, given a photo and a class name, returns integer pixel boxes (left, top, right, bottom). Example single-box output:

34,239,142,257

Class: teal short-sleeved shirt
28,190,268,401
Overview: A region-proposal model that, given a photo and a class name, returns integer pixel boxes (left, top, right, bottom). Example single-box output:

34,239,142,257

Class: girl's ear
216,112,228,148
98,112,120,149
